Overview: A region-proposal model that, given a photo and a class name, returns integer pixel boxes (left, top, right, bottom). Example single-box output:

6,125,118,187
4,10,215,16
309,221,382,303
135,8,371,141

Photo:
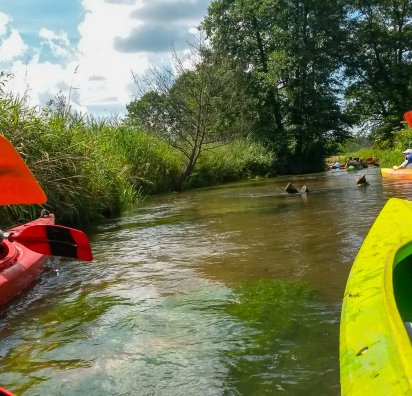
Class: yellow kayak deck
340,198,412,395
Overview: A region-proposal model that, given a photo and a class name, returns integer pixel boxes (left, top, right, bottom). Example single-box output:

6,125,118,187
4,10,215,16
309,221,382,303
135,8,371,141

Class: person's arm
394,159,408,170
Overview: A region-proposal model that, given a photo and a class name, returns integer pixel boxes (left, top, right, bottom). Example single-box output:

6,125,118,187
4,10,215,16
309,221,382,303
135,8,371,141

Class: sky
0,0,211,117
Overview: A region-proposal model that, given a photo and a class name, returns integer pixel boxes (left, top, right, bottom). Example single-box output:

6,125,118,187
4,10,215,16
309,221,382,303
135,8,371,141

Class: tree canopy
126,0,412,176
127,36,250,186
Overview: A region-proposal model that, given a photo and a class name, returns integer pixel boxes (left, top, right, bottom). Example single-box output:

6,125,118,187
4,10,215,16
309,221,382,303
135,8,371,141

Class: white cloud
75,0,150,113
1,1,210,116
0,28,27,62
0,12,11,36
7,58,88,113
39,28,73,59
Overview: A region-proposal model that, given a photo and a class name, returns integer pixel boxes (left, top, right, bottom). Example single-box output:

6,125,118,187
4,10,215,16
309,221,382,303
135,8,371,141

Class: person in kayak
393,148,412,170
330,160,341,169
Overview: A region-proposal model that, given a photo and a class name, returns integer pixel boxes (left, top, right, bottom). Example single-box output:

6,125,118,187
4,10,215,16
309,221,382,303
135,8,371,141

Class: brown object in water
357,174,367,185
285,182,300,194
300,185,309,194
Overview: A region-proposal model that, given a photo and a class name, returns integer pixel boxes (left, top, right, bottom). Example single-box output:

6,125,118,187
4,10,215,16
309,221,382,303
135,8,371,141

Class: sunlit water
0,167,410,395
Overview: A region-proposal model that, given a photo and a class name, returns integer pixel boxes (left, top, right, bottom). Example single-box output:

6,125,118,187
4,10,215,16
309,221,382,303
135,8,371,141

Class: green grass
0,94,274,227
185,139,275,188
333,127,412,169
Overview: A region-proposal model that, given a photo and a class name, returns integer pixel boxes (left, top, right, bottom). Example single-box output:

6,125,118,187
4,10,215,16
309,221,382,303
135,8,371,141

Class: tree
343,0,412,145
204,0,352,173
269,0,352,171
204,0,287,155
127,33,250,187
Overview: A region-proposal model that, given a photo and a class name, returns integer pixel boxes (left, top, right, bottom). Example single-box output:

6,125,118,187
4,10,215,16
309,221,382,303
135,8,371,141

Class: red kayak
0,135,93,308
0,387,15,396
0,213,55,306
0,211,93,306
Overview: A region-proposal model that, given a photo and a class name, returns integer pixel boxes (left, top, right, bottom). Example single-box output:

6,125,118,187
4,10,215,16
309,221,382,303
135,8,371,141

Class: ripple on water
0,169,398,395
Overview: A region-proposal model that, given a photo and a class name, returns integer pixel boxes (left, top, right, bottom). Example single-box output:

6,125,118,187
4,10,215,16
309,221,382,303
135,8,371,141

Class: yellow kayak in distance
340,198,412,395
381,167,412,180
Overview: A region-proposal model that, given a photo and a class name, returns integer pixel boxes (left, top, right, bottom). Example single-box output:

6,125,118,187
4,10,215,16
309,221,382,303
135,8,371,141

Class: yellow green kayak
340,198,412,395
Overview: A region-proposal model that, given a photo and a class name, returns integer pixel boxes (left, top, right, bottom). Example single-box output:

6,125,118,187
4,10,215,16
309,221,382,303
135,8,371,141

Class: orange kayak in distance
381,168,412,180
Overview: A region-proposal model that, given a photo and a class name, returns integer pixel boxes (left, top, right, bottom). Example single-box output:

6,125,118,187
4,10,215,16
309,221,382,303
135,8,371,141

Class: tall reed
0,93,275,227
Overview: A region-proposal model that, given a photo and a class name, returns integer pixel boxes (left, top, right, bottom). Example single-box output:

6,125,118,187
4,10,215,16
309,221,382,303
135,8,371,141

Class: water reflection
0,167,407,395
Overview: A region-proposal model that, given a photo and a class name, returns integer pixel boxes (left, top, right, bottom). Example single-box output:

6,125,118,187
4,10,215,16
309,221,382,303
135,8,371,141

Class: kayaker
393,148,412,170
344,156,355,169
330,160,340,169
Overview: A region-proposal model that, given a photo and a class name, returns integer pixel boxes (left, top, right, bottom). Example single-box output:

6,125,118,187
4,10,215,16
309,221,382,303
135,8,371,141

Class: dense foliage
3,0,412,225
0,94,274,226
344,0,412,142
127,0,412,175
203,0,352,173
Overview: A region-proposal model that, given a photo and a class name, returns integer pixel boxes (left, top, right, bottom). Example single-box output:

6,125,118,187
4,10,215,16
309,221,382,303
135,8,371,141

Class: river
0,166,410,395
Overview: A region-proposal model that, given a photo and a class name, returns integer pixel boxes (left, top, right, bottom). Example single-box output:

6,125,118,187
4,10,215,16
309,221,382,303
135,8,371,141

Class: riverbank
0,95,275,227
331,126,412,170
2,94,411,228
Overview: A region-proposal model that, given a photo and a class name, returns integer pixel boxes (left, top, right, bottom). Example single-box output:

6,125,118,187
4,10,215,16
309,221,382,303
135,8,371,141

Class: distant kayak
346,165,363,171
381,168,412,180
340,198,412,395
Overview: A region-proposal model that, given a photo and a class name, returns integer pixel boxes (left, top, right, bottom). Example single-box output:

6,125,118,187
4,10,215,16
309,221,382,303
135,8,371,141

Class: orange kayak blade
0,135,47,205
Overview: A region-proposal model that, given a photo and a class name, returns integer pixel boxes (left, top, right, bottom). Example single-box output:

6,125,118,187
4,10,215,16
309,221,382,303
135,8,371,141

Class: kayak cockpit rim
384,240,412,384
340,198,412,395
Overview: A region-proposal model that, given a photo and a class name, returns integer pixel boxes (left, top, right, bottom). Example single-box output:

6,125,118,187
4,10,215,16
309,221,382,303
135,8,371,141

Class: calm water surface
0,167,411,395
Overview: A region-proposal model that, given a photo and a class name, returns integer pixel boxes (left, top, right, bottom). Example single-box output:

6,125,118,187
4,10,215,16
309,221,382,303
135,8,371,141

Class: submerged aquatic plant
223,279,340,395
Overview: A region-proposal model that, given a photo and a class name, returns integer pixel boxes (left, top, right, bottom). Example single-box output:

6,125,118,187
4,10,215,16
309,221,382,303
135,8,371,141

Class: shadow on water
0,167,408,395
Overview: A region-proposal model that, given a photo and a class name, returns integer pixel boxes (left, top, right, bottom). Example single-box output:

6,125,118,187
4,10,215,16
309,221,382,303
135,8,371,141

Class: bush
185,139,275,188
0,94,185,226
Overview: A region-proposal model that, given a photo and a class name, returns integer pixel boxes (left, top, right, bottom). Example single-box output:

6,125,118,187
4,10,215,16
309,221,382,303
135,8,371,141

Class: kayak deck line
340,198,412,395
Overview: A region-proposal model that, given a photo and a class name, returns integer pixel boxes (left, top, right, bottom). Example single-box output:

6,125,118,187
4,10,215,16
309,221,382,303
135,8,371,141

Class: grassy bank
0,95,274,227
332,127,412,169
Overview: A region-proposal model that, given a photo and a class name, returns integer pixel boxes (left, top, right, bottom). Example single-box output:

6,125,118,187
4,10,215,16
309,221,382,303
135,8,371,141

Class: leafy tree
204,0,352,173
343,0,412,145
204,0,287,155
127,33,250,187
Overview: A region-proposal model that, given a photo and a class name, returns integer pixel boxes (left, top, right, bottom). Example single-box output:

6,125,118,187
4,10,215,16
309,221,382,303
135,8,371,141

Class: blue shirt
401,154,412,168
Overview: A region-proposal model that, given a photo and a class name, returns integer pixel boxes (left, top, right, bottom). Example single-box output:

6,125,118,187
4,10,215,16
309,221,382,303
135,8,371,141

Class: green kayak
340,198,412,395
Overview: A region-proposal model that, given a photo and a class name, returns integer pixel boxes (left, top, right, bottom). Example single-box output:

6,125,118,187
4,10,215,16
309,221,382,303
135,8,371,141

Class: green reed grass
185,139,275,188
0,94,275,227
339,127,412,168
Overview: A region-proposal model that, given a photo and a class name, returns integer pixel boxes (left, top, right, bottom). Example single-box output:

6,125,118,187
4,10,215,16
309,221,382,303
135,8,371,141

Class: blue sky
0,0,211,116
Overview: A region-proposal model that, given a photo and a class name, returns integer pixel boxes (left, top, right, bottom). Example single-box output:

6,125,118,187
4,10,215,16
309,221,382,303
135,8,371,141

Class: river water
0,167,411,395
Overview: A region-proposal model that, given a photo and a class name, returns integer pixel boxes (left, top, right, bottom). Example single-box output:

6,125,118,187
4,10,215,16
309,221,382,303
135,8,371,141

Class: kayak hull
0,213,55,306
381,167,412,180
340,198,412,395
